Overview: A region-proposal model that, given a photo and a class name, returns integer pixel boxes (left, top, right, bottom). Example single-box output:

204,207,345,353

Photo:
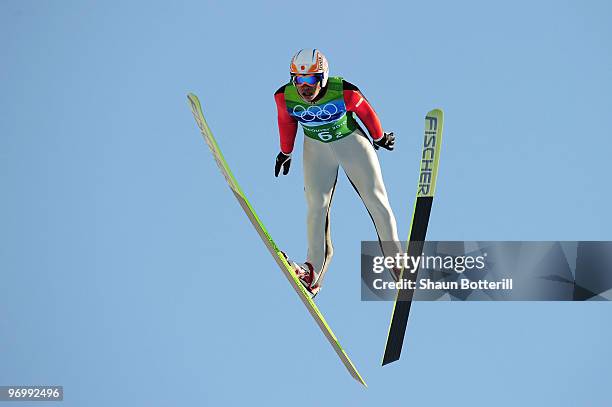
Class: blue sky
1,0,611,405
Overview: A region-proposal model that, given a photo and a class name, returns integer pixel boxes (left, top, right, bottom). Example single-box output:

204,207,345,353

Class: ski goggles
293,74,323,86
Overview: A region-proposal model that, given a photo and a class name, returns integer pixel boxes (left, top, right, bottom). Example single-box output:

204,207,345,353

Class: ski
382,109,444,366
187,93,366,386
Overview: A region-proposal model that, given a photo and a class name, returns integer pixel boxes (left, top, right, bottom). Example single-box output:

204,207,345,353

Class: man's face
294,75,322,102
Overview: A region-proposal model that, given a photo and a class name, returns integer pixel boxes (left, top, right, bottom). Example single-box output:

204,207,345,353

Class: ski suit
274,77,400,284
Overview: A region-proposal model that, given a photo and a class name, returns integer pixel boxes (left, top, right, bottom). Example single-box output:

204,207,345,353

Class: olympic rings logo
292,103,339,122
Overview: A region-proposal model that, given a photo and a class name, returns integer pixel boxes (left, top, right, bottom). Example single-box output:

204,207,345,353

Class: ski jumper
274,77,401,285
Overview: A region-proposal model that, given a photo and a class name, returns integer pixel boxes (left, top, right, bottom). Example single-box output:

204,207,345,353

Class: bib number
318,131,333,142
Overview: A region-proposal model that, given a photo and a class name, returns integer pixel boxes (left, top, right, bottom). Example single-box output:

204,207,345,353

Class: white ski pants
303,128,400,284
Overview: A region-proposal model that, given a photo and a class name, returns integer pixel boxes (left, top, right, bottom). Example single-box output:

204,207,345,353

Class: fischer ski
187,93,366,386
382,109,444,366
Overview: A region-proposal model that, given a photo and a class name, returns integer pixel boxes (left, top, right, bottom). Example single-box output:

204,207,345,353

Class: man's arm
342,80,384,142
274,85,298,154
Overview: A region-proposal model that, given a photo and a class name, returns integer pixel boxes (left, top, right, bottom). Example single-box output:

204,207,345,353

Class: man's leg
332,129,402,259
303,136,339,285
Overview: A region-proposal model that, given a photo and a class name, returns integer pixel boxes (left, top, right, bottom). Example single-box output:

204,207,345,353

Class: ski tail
382,109,444,366
187,93,366,386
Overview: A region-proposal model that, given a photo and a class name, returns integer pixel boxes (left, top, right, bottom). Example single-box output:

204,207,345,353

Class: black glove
274,152,292,177
373,132,395,151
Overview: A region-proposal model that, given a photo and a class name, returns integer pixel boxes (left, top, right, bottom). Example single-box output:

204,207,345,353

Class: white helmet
290,49,329,87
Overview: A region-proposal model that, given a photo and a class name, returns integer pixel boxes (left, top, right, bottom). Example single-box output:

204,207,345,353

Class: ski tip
381,356,398,367
187,93,204,117
344,359,367,387
353,373,368,388
426,108,443,117
187,92,199,103
381,346,401,366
